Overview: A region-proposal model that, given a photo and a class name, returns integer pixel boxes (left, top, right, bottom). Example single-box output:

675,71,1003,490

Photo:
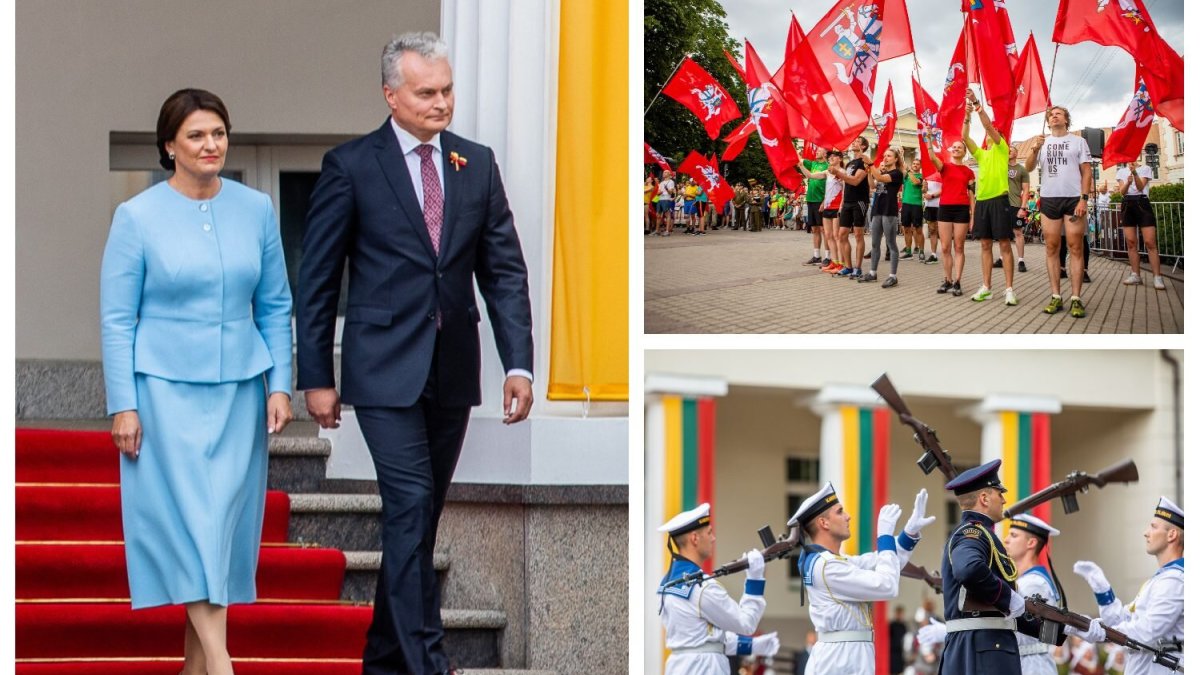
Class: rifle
662,524,801,589
900,562,944,594
962,593,1182,672
1003,459,1139,519
871,374,959,480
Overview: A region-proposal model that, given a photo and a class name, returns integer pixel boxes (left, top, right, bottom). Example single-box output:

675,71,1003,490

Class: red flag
1052,0,1183,130
721,120,755,161
964,0,1014,105
785,0,913,150
1012,34,1050,120
778,14,824,142
941,28,971,151
1102,69,1156,168
912,76,948,177
679,151,735,212
872,82,897,166
663,56,742,139
724,49,746,82
745,40,802,191
644,142,672,172
801,140,818,161
994,0,1020,69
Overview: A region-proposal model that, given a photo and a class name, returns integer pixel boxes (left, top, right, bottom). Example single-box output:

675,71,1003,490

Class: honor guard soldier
656,504,780,674
1004,514,1066,674
1072,497,1184,675
938,460,1063,675
791,482,936,674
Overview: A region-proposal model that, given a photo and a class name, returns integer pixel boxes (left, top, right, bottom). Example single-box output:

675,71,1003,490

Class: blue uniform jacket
938,510,1051,674
100,180,294,414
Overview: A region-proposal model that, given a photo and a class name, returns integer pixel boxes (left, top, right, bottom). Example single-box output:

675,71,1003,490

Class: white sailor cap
788,482,840,527
1154,496,1184,529
658,503,712,537
1009,513,1061,540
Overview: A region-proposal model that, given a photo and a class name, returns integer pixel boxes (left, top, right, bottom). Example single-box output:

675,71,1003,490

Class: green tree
644,0,772,185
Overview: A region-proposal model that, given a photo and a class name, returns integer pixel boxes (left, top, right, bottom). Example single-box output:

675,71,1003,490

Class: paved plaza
644,228,1183,333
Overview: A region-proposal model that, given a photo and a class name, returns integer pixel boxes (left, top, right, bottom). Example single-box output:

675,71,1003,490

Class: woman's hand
112,410,142,460
267,392,293,434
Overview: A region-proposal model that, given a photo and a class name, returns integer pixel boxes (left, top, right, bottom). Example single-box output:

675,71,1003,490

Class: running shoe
1005,288,1018,306
821,261,838,272
1018,260,1027,273
837,267,853,277
1154,276,1167,290
1043,295,1064,314
936,280,952,294
821,257,832,266
1083,271,1092,283
805,256,822,265
1070,297,1086,318
926,255,939,264
971,287,992,302
865,251,872,259
882,276,898,288
901,251,912,260
993,258,1003,268
951,281,963,297
858,272,878,283
1122,273,1143,285
918,252,926,262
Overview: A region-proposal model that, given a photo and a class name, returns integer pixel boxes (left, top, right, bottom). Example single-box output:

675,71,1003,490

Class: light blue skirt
121,373,267,609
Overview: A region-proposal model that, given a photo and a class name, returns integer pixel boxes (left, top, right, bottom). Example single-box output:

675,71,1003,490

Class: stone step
288,493,383,551
439,609,507,668
266,433,331,493
341,550,451,603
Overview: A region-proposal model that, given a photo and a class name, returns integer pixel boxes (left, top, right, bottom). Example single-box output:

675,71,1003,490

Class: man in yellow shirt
963,88,1017,307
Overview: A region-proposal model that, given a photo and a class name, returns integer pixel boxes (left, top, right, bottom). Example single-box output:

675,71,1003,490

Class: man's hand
1065,617,1106,643
502,375,533,425
751,632,780,657
1073,561,1112,594
1005,588,1028,619
1030,134,1045,153
1074,198,1088,219
305,388,342,430
904,488,937,538
267,392,293,434
744,549,765,580
876,503,902,538
112,410,142,460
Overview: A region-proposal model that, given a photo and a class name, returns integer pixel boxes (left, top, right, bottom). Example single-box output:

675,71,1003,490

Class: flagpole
1042,43,1061,135
645,54,689,116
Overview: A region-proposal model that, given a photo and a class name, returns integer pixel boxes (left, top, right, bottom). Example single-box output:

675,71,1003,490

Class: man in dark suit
296,32,534,675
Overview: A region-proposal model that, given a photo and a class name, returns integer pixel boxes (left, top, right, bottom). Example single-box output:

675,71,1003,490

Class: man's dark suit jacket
295,120,533,407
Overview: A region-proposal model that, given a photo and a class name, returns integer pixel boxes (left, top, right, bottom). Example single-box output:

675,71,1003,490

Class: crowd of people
646,102,1170,318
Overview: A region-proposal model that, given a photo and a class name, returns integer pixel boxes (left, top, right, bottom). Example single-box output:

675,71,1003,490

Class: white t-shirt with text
1036,134,1092,198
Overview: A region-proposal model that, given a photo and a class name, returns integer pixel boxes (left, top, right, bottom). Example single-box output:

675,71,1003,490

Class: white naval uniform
1096,558,1184,675
658,557,766,675
1015,566,1060,675
801,532,917,675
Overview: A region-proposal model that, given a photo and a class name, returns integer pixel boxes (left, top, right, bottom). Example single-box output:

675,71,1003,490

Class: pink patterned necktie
415,144,443,255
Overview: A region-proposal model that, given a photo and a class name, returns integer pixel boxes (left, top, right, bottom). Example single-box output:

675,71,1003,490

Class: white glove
752,632,780,656
1073,561,1112,594
904,488,937,537
917,617,947,647
745,549,765,581
1005,588,1028,619
1064,617,1106,643
876,503,902,538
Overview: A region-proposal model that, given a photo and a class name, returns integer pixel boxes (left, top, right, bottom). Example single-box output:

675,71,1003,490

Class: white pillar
807,384,886,489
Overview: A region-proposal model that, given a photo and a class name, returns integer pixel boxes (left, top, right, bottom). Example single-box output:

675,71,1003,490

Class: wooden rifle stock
871,374,959,481
900,562,943,593
1002,459,1139,519
662,525,801,589
960,594,1182,671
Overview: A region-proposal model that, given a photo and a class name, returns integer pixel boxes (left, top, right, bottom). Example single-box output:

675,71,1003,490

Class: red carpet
15,429,371,671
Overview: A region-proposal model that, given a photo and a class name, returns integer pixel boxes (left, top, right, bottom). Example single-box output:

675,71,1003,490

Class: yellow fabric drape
548,0,629,401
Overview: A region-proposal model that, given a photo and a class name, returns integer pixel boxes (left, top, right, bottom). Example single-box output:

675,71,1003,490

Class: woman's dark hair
156,89,231,171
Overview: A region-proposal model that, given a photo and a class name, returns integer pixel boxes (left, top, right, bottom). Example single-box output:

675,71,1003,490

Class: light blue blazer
100,179,293,415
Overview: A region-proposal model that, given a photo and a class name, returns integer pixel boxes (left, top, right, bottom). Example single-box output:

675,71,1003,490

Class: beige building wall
16,0,439,360
647,350,1181,649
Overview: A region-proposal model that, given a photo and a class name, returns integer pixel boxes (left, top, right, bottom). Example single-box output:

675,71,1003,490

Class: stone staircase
18,419,555,674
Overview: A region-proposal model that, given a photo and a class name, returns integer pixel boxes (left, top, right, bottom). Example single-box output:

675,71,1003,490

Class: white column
807,384,886,487
967,394,1062,466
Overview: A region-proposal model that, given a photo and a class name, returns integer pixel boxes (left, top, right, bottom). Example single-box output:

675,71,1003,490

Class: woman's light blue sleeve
99,204,144,414
254,195,295,396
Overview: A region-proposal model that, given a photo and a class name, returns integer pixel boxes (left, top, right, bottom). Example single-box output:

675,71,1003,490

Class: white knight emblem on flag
944,63,965,93
747,86,779,147
1115,80,1155,131
920,109,943,153
691,85,726,120
827,4,883,101
699,165,722,192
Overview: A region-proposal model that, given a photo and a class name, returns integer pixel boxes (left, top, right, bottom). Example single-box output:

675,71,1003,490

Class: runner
1116,158,1166,289
962,88,1017,306
899,155,925,261
829,136,872,278
800,151,848,275
862,147,904,288
922,173,941,266
921,128,973,297
995,144,1032,274
803,148,830,264
1024,106,1094,318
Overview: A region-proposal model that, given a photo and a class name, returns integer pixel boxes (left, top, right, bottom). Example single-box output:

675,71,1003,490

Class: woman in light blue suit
101,89,293,675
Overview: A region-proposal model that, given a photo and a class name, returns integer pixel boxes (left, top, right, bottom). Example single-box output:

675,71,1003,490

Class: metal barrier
1090,202,1184,273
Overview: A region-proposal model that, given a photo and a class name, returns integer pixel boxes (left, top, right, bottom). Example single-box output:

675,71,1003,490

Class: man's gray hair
382,32,449,88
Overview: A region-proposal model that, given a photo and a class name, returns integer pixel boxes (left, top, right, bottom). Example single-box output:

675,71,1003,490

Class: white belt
1020,643,1050,656
670,642,725,655
817,630,874,643
945,617,1016,633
